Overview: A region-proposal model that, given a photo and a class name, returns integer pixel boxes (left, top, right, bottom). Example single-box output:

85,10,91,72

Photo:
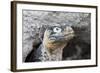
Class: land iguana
25,25,75,62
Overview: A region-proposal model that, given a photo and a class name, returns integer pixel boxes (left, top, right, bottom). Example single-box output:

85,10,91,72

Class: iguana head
43,25,75,50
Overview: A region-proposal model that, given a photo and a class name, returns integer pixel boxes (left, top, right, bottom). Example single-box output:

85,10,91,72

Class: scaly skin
34,25,75,61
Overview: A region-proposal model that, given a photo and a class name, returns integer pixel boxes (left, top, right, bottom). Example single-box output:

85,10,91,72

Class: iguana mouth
49,33,74,42
49,32,74,40
49,36,64,41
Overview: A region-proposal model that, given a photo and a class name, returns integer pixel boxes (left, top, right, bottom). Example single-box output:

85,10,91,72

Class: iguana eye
53,27,62,33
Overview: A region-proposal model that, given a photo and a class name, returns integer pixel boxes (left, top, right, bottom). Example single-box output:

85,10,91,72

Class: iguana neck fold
35,43,67,61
